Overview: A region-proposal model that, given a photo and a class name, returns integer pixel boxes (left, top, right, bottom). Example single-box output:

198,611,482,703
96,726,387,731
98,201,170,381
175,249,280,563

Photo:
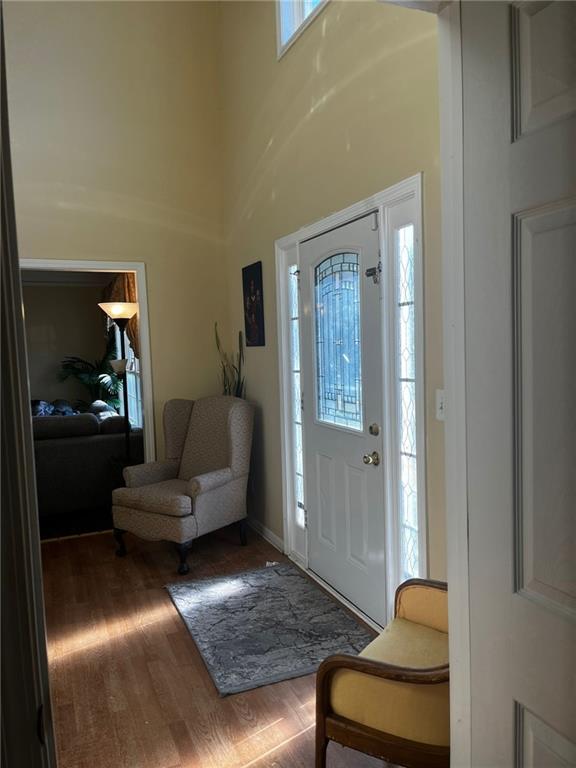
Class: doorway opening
276,174,427,626
19,258,155,538
20,259,155,457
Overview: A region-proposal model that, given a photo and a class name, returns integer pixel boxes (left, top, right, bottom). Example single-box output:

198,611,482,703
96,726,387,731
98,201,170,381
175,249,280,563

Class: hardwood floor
42,527,384,768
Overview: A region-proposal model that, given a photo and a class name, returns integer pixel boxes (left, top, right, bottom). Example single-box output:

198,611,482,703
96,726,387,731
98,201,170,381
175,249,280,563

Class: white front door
462,2,576,764
299,215,387,624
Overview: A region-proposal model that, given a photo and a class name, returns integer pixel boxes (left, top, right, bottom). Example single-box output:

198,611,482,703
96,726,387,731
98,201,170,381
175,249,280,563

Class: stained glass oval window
314,253,363,431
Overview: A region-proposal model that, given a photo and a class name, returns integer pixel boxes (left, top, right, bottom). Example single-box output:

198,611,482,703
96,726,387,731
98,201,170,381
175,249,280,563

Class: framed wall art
242,261,265,347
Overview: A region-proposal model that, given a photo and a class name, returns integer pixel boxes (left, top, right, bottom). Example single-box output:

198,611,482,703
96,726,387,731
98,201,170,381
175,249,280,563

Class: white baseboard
41,529,113,544
246,523,382,633
287,550,307,569
247,517,284,553
291,559,384,633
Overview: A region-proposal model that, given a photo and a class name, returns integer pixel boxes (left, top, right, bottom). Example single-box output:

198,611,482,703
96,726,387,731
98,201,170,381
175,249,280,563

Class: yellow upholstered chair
315,579,449,768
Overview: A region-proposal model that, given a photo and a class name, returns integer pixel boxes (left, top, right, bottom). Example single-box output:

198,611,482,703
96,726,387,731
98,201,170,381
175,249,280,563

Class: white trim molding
19,258,156,462
438,2,472,765
247,517,285,554
246,518,382,633
379,0,451,13
275,241,303,562
294,562,384,634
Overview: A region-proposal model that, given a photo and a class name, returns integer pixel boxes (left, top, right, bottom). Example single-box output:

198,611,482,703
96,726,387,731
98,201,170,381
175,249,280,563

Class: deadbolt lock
363,451,380,466
369,423,380,436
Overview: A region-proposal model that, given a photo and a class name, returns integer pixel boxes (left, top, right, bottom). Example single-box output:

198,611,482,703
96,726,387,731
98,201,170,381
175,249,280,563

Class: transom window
277,0,329,56
314,252,363,431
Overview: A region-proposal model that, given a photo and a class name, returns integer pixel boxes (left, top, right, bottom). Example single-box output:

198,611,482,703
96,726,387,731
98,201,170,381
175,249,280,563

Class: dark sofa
33,413,143,536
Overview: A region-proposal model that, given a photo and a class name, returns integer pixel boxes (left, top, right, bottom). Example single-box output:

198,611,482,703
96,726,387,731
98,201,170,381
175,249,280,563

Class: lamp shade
110,359,127,375
98,302,138,320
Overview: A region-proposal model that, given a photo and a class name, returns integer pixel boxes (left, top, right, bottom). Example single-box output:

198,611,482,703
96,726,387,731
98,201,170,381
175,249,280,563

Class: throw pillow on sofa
31,399,79,416
88,400,119,421
31,400,54,416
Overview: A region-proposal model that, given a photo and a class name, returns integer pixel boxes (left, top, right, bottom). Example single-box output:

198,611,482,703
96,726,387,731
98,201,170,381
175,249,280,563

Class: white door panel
345,463,369,569
462,2,576,764
300,215,387,624
316,451,336,548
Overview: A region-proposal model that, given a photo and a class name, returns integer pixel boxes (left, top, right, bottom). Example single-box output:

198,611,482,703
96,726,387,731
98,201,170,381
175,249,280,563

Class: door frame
19,258,156,461
275,173,426,626
2,12,56,761
437,3,471,765
378,3,472,764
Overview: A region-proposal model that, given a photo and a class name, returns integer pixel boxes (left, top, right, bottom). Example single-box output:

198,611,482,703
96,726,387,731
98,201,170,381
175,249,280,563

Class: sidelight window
289,266,306,530
395,224,420,580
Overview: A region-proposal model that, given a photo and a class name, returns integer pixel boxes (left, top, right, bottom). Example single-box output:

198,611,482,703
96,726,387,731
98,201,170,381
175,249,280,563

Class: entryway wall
5,0,446,578
22,281,107,403
219,1,447,578
4,1,230,459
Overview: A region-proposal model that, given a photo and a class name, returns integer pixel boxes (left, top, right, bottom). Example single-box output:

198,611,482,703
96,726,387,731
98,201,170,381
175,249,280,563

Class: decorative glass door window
314,253,363,431
395,224,419,580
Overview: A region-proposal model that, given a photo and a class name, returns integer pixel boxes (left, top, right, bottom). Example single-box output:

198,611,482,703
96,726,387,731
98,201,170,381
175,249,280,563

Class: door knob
363,451,380,466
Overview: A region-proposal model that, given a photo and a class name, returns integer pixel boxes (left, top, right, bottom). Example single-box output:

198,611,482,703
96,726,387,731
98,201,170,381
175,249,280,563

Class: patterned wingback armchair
112,396,255,574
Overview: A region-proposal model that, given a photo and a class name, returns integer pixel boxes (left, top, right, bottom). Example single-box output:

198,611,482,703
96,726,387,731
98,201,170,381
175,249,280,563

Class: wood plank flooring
42,527,384,768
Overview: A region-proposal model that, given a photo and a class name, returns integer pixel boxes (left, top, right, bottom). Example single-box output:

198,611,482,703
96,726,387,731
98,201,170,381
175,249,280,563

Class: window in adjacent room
114,326,143,428
277,0,329,57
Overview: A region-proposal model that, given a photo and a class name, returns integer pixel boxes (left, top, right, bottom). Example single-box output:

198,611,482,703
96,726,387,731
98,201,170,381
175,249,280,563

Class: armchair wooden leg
114,528,126,557
239,518,248,546
175,540,193,575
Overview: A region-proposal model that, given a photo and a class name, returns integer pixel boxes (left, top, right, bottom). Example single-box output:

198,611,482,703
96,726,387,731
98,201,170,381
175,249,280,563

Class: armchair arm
123,459,180,488
317,653,449,720
188,467,233,497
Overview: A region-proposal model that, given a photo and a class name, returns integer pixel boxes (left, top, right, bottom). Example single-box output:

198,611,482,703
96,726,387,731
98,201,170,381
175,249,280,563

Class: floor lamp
98,302,138,460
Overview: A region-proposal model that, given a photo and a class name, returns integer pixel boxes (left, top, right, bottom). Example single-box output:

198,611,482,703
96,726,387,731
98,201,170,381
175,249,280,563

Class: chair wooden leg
175,540,193,575
315,732,328,768
114,528,126,557
316,659,330,768
239,518,248,546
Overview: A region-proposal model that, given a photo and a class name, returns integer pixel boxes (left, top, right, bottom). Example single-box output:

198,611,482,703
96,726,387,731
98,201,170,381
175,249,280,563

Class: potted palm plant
59,330,121,410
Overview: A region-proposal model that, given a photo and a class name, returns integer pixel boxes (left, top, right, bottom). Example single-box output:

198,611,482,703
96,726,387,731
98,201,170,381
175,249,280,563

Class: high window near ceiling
277,0,329,56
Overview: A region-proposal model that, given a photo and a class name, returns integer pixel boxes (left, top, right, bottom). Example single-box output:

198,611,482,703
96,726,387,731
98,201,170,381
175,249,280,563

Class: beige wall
4,1,228,454
23,284,107,404
5,0,446,577
220,1,446,578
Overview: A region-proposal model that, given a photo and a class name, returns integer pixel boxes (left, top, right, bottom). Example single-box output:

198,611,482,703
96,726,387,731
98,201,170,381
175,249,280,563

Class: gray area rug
166,563,374,695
